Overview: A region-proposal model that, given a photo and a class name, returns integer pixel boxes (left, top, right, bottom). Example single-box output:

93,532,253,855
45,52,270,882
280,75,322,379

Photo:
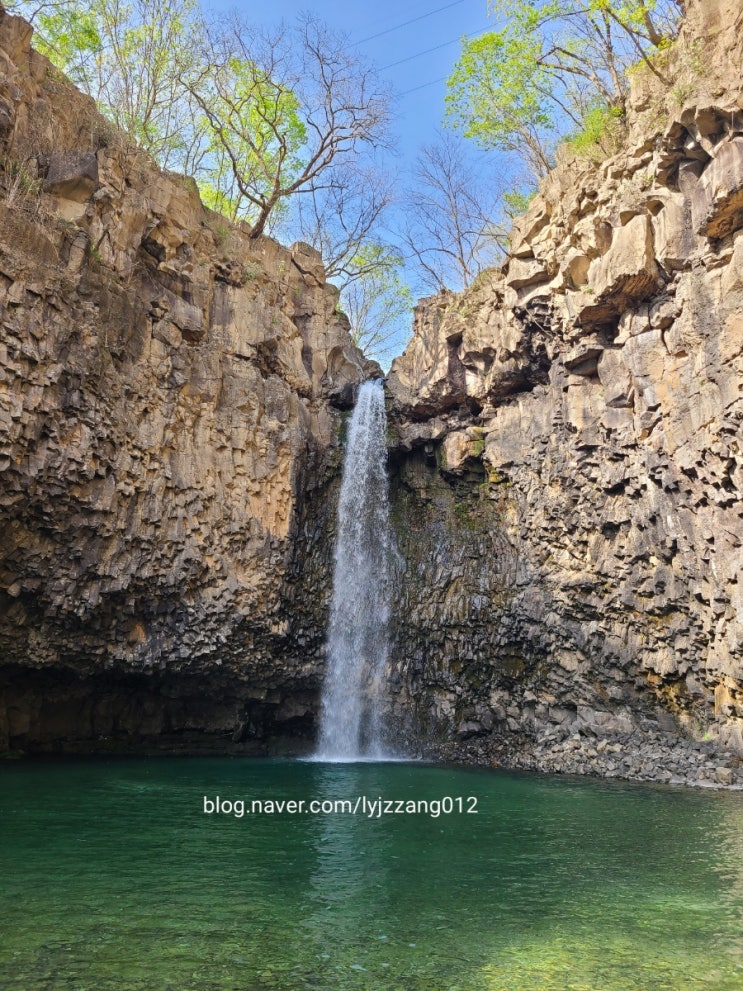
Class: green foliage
453,499,475,529
502,188,536,219
22,0,206,170
445,0,681,178
566,103,625,159
184,16,390,238
193,56,307,225
243,262,262,282
445,23,555,179
445,28,553,148
87,241,103,264
665,37,705,107
12,3,389,243
2,157,42,208
32,6,102,72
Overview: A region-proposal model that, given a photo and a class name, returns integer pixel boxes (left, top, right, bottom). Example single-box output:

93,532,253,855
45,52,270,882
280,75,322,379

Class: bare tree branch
402,132,505,293
285,161,396,282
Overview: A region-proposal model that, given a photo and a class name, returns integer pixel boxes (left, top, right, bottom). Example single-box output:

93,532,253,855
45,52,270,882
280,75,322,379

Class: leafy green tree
13,0,207,171
446,26,555,179
11,3,391,243
445,0,681,178
184,15,391,238
502,187,536,219
190,50,308,225
13,2,101,71
7,1,402,353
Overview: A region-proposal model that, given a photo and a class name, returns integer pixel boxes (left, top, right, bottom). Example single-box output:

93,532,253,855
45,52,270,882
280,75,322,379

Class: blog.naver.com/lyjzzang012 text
202,795,479,819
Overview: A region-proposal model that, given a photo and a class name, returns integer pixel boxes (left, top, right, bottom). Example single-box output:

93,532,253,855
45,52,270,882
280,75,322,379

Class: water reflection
709,798,743,976
303,764,395,979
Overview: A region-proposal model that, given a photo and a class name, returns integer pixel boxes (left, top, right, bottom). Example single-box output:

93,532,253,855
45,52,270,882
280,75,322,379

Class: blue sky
206,1,498,361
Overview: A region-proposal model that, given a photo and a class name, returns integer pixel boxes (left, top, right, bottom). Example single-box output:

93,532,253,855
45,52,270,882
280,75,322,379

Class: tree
12,0,207,172
11,3,392,246
4,1,74,19
190,41,308,226
338,244,412,366
285,160,396,283
278,161,408,362
402,133,505,293
183,14,391,238
445,0,682,179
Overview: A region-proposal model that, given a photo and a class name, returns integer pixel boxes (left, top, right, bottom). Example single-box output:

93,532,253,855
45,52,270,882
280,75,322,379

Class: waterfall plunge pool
2,757,742,990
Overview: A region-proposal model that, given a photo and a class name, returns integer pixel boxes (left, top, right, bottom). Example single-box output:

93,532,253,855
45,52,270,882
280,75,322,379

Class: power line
381,35,459,70
398,75,449,96
357,0,468,45
380,26,488,70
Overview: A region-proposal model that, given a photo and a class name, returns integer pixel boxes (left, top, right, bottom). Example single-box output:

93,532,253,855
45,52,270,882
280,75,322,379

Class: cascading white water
316,379,393,761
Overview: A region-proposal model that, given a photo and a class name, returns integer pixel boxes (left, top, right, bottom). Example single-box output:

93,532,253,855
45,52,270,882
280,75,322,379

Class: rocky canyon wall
0,9,375,752
385,0,743,784
2,0,743,787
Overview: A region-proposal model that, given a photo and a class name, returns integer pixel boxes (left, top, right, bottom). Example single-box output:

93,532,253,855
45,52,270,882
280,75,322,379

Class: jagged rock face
387,0,743,760
0,10,377,752
384,450,519,742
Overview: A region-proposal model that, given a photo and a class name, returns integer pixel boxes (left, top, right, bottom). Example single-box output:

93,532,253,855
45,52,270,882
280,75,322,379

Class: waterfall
316,379,393,761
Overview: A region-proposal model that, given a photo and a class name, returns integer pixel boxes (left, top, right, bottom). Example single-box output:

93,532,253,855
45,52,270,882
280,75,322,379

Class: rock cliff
385,0,743,784
3,1,743,787
0,8,377,752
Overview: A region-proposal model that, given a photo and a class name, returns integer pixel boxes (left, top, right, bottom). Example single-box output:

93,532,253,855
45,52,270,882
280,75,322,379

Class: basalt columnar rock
0,9,378,752
385,0,743,785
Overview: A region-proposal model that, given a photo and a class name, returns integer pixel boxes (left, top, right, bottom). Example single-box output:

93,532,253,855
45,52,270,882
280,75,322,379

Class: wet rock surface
434,724,743,790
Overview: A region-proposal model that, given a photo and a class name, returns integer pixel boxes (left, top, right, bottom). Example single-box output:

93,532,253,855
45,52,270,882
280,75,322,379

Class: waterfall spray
316,379,392,761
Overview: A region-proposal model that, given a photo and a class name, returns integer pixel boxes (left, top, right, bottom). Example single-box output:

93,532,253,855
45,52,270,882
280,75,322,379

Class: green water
1,758,742,991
